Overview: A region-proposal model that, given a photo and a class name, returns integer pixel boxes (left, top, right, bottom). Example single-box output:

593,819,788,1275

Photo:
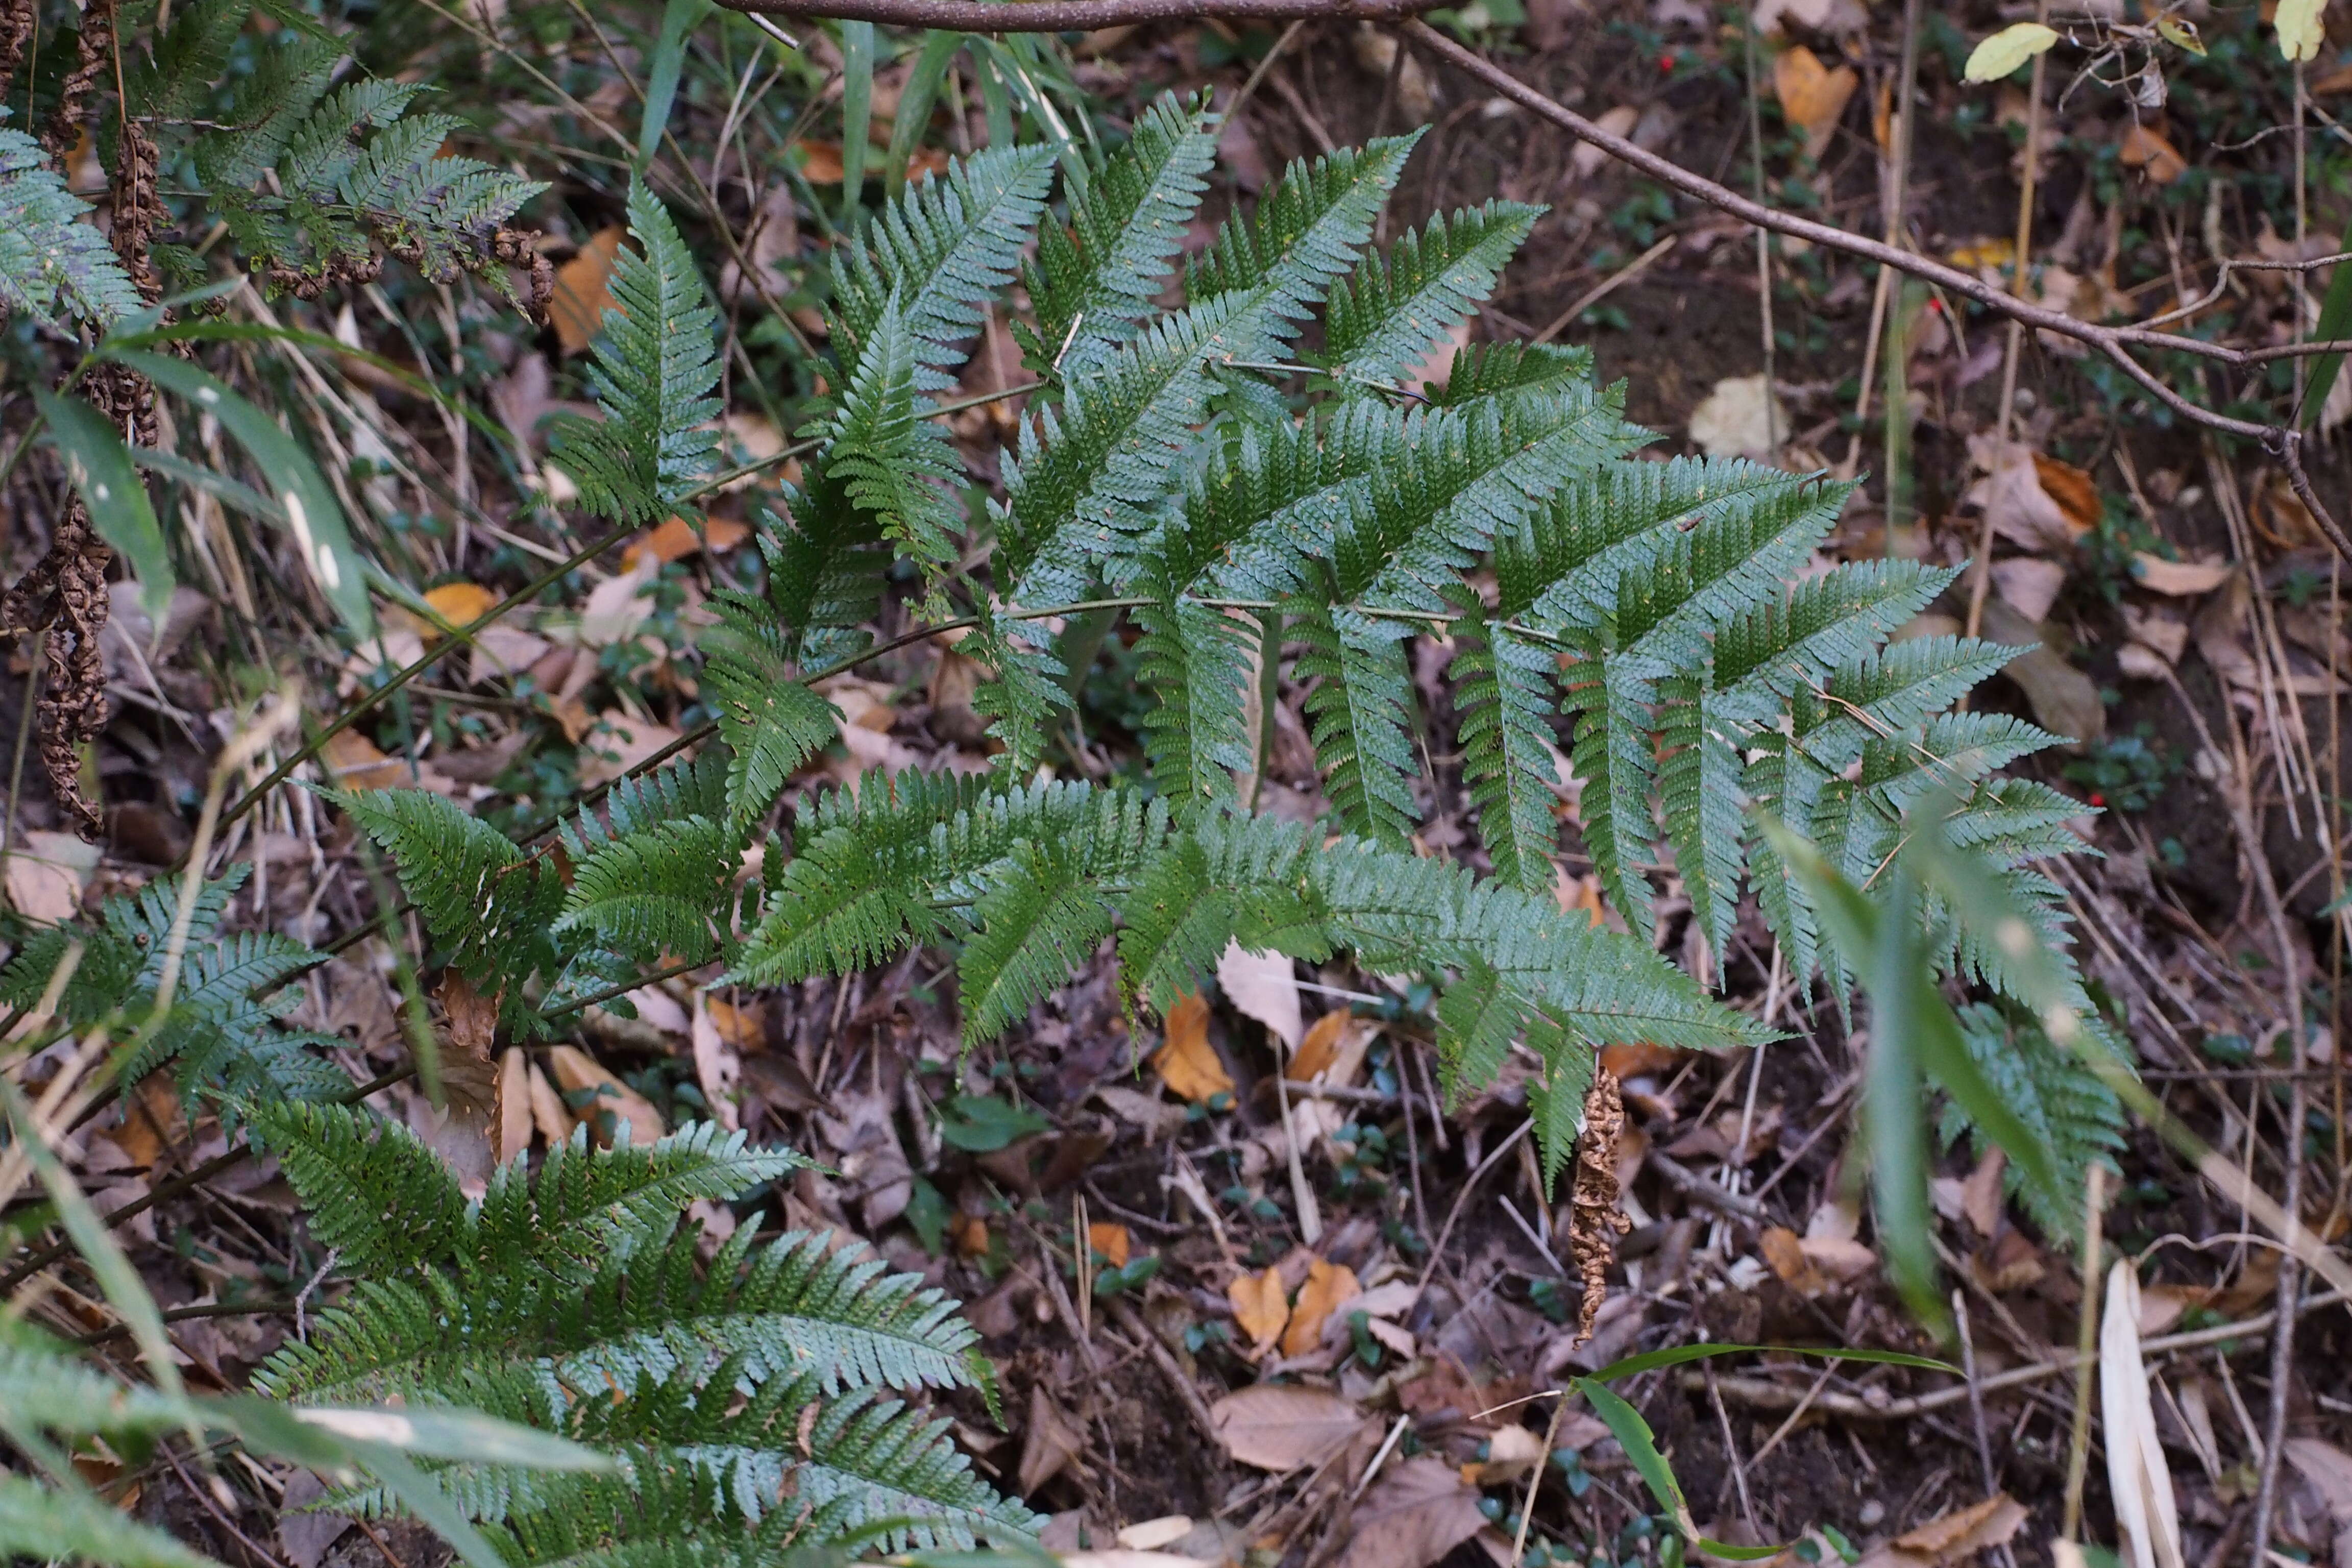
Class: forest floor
12,0,2352,1566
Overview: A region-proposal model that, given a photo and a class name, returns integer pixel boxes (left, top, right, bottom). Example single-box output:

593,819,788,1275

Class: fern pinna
289,91,2126,1213
246,1102,1034,1558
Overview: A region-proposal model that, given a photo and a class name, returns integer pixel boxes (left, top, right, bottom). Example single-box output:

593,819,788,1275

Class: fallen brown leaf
1088,1221,1131,1269
4,830,97,925
1210,1383,1364,1471
1019,1382,1087,1496
2130,554,2232,596
1760,1224,1828,1296
1773,45,1859,161
2119,123,2187,184
1854,1495,2028,1568
1289,1009,1371,1086
544,1043,665,1147
1218,940,1303,1049
551,227,625,355
1282,1258,1361,1356
1152,993,1234,1104
1228,1266,1289,1354
1332,1456,1489,1568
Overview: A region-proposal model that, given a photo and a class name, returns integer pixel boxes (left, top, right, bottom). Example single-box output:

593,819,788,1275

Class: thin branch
1394,19,2352,559
713,0,1432,24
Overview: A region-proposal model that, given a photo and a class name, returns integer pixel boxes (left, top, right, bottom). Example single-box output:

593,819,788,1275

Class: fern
333,788,560,1011
0,117,143,329
239,1105,1028,1556
323,121,2127,1209
1941,1004,2129,1238
1016,91,1218,376
549,179,724,525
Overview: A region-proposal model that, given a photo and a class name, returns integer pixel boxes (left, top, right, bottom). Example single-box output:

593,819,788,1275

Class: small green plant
2063,724,2182,813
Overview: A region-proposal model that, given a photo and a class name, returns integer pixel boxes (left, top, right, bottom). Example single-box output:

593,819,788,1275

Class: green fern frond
1294,603,1421,846
1451,597,1562,895
696,609,839,835
555,816,735,963
332,788,558,1000
257,1216,985,1408
740,501,888,669
548,179,723,524
1941,1003,2128,1238
1320,200,1541,389
1428,341,1596,407
1018,91,1217,377
247,1101,472,1280
126,0,252,120
0,121,144,329
818,298,967,568
1184,131,1421,363
830,144,1057,388
1132,594,1259,818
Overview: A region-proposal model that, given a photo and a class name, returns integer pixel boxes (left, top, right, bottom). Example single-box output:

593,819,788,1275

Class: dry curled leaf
1854,1495,2028,1568
1289,1009,1371,1087
1152,993,1234,1104
2119,123,2187,184
545,1043,665,1147
1217,941,1302,1049
2102,1262,2184,1568
1281,1258,1361,1356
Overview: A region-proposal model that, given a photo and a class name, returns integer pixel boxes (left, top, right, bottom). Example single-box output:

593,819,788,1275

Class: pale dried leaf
2102,1262,2185,1568
1209,1384,1364,1471
1218,942,1303,1049
4,831,98,925
1687,374,1786,459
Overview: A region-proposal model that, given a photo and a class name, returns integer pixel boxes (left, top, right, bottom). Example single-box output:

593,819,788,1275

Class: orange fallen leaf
1281,1257,1360,1357
1152,992,1234,1104
792,140,952,185
1289,1009,1371,1086
1229,1266,1289,1353
1773,45,1859,162
2030,454,2102,535
1599,1041,1688,1079
544,1044,665,1147
2119,122,2187,184
1088,1221,1131,1268
420,581,501,636
1759,1224,1828,1296
626,514,751,571
551,227,625,355
952,1213,991,1257
704,996,763,1051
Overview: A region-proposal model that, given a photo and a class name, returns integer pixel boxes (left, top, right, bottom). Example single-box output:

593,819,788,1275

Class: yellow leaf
1280,1258,1360,1357
1964,22,2059,83
1152,993,1234,1104
1772,46,1859,161
1947,237,2018,271
2154,16,2206,55
1088,1221,1131,1269
1228,1267,1289,1353
420,581,500,638
551,227,625,356
2278,0,2326,61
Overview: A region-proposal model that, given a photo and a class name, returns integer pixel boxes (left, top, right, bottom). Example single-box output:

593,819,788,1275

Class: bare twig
714,0,1431,23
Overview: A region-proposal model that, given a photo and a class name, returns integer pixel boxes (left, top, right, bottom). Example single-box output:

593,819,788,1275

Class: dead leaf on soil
1852,1495,2028,1568
1114,1518,1198,1553
2119,123,2187,184
1209,1384,1364,1471
1020,1381,1088,1496
1290,1009,1373,1087
551,227,625,355
1333,1456,1489,1568
1964,438,2084,551
4,830,98,925
1229,1266,1290,1354
690,993,743,1132
1990,557,2067,624
1773,46,1858,161
1282,1258,1361,1356
1088,1221,1131,1269
1961,1147,2007,1237
1153,993,1234,1104
2285,1438,2352,1568
1759,1225,1828,1296
627,514,750,571
545,1044,665,1147
1570,106,1639,179
1687,374,1788,460
2130,553,2232,596
1095,1084,1189,1141
416,581,501,636
1218,941,1303,1049
579,710,685,789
